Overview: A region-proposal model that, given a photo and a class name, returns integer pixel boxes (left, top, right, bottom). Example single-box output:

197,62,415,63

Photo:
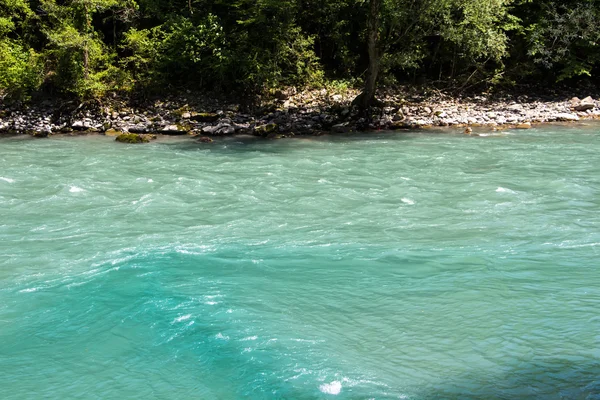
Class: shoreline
1,89,599,141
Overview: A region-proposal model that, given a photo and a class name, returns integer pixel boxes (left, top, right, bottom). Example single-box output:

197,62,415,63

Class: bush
0,40,43,100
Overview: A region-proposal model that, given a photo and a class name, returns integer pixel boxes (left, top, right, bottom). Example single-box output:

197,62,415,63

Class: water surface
1,126,599,399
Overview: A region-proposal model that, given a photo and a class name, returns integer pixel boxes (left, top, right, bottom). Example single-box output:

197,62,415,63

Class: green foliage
0,39,43,99
2,0,600,100
0,0,41,99
38,0,136,98
378,0,512,82
526,2,600,81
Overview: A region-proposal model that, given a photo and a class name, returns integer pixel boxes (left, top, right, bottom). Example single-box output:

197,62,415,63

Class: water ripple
0,128,599,398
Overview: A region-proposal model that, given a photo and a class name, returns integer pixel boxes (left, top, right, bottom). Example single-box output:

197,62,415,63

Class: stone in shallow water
196,136,214,143
104,128,121,137
254,123,278,136
115,133,155,143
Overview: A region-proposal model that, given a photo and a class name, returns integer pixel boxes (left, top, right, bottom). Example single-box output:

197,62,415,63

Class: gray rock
569,97,581,108
553,113,579,122
190,113,219,122
234,123,251,133
575,96,595,112
201,125,219,135
202,123,235,136
127,124,149,134
274,90,289,101
159,125,189,135
332,122,352,133
216,124,235,136
393,110,405,121
71,120,92,131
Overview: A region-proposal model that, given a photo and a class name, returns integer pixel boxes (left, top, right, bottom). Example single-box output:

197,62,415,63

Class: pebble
1,90,598,139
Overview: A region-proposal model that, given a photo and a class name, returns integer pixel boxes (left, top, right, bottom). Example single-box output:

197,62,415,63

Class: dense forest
1,0,600,103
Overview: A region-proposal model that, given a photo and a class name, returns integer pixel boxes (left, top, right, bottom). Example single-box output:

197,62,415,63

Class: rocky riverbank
2,88,600,142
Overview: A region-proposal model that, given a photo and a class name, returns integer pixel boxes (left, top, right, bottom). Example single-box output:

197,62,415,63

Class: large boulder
202,123,235,136
127,124,150,134
553,113,579,122
573,96,595,112
254,123,278,136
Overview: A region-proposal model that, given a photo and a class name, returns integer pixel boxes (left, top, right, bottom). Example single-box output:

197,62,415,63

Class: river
1,126,599,399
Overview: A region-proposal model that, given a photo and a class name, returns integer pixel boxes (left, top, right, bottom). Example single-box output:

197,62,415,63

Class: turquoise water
1,126,599,399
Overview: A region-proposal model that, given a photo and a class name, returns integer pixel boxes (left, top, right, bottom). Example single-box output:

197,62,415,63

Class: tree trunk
83,44,89,80
83,1,91,81
353,0,382,110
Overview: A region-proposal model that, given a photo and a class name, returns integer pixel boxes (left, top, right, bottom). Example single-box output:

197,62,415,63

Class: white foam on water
215,333,229,340
319,381,342,395
132,194,151,205
496,187,516,194
400,177,411,181
241,336,258,341
69,186,84,193
172,314,192,323
401,198,415,205
291,338,323,344
19,287,41,293
0,177,15,183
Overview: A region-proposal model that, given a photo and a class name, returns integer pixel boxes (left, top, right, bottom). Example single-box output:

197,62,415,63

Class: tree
353,0,382,109
353,0,513,110
526,1,600,81
41,0,137,97
0,0,43,99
